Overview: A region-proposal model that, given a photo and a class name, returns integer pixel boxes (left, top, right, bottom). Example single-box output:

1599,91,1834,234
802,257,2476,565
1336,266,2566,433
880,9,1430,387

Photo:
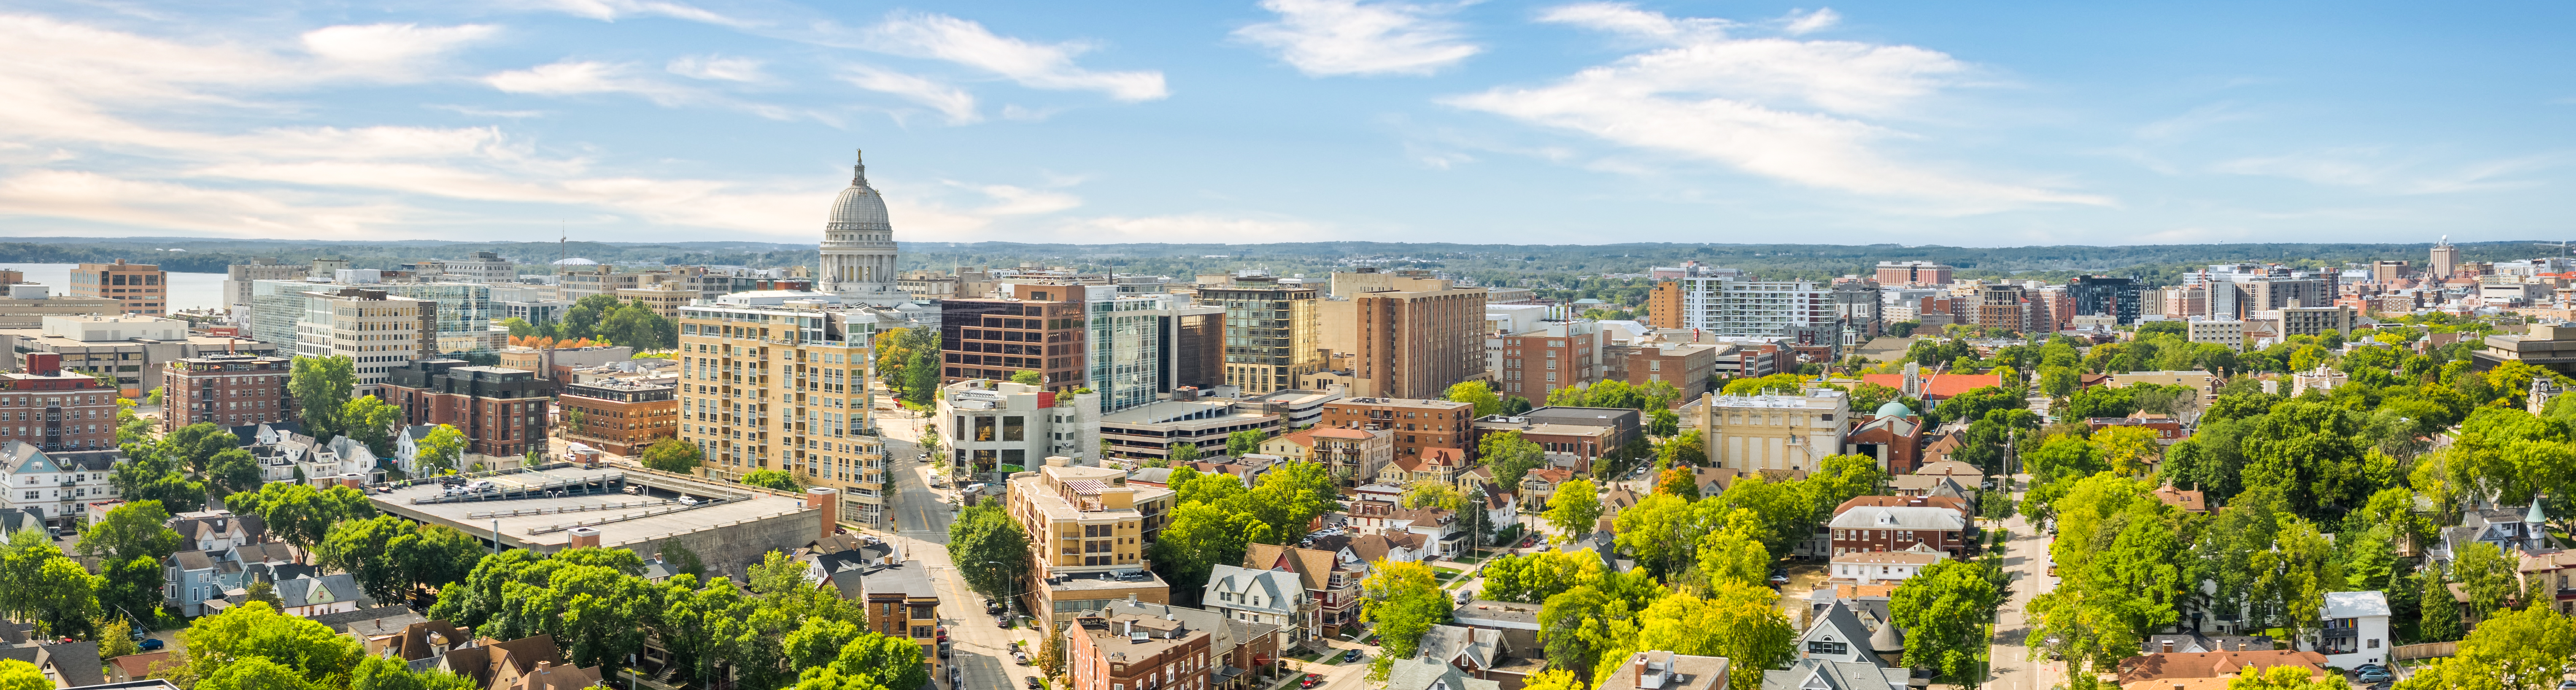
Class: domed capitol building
818,150,908,307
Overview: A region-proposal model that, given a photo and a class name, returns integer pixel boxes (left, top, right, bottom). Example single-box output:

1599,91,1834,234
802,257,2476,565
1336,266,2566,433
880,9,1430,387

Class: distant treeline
2,238,2553,288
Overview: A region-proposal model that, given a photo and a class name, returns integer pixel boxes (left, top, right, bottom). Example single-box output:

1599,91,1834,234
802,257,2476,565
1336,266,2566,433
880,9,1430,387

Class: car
2045,564,2057,577
935,626,949,642
137,639,164,651
987,602,1006,615
1025,677,1044,690
1767,572,1790,586
1343,649,1363,662
2554,680,2575,690
1014,651,1031,665
2356,669,2394,683
2354,664,2388,674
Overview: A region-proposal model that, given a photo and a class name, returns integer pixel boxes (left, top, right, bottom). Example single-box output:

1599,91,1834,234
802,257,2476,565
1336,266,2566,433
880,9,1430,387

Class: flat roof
368,467,811,550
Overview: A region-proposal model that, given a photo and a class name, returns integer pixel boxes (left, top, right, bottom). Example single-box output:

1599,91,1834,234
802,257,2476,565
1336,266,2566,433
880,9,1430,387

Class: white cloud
865,11,1168,102
535,0,755,28
301,23,497,66
1449,3,2107,211
0,170,405,236
667,55,767,82
842,66,980,124
1234,0,1481,77
1779,8,1840,35
484,59,818,121
967,184,1082,216
2213,149,2565,195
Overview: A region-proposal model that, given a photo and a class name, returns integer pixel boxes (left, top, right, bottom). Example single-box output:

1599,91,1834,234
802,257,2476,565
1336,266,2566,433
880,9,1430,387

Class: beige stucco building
1681,388,1852,473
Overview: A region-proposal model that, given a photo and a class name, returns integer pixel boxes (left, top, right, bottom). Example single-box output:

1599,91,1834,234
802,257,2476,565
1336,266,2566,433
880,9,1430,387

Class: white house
393,425,439,476
1203,564,1310,642
1830,545,1948,585
2314,591,2392,669
0,441,120,527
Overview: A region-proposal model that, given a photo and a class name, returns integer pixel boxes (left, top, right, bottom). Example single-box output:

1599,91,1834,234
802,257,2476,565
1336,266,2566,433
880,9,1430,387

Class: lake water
0,263,228,313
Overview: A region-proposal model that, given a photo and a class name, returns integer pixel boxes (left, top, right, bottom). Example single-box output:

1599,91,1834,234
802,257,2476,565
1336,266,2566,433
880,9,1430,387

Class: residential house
1242,543,1366,639
1099,598,1286,690
163,541,298,616
0,441,120,527
1595,651,1726,690
2154,485,2209,514
2312,591,2391,670
1469,483,1516,545
1415,624,1546,688
1888,474,1977,506
1763,660,1907,690
2520,550,2576,615
1796,602,1891,666
2429,500,2552,565
1203,565,1311,644
423,634,603,690
1384,657,1500,690
392,425,441,477
167,510,265,552
1258,429,1316,463
1828,507,1970,556
1518,468,1574,512
267,573,365,617
359,619,472,662
0,640,104,688
1829,546,1948,586
105,650,176,683
861,560,941,683
1312,427,1394,488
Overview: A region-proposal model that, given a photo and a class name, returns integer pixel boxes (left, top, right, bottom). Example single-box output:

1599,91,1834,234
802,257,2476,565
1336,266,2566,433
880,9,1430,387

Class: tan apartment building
2253,304,2357,338
298,288,436,395
1203,276,1322,394
673,299,885,521
1976,284,2025,331
1344,286,1486,399
1613,341,1717,401
1681,388,1853,473
1326,268,1447,298
615,282,697,319
0,284,121,330
70,260,168,315
1646,281,1685,329
1008,460,1177,623
1494,320,1601,404
1319,397,1473,461
1310,427,1392,487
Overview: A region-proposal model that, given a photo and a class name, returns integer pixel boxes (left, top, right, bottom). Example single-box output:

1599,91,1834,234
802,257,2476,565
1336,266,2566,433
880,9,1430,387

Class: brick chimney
567,526,601,549
806,487,839,539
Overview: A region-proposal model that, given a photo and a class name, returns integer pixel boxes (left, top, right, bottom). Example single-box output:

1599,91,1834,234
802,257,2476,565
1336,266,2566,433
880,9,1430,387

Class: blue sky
0,1,2570,247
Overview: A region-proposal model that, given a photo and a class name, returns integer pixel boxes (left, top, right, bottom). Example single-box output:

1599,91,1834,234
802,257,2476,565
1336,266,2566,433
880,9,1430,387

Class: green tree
740,469,802,491
1543,479,1603,541
207,448,264,497
947,498,1032,607
641,437,704,474
1,659,48,690
197,657,309,690
1890,561,2003,682
163,422,240,475
1359,560,1452,659
1480,430,1547,477
784,667,889,690
166,601,362,689
1589,584,1796,690
1010,370,1044,386
415,425,468,475
1447,380,1503,418
338,395,404,457
1656,429,1707,467
1478,549,1605,604
77,499,182,562
350,656,475,690
100,555,164,627
825,631,931,690
2396,605,2576,690
1225,428,1270,457
289,355,357,439
1150,502,1260,598
229,483,377,562
1405,482,1467,512
1236,461,1341,541
2453,542,2519,621
1647,408,1679,436
901,349,940,409
108,440,206,514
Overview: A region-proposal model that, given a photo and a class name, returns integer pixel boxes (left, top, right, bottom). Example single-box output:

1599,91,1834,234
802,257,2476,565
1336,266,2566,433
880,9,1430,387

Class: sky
0,1,2570,248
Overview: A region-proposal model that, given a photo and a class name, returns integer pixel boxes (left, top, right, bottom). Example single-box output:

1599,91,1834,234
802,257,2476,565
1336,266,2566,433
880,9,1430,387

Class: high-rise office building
1083,291,1224,413
941,285,1091,391
296,288,436,395
2430,236,2461,279
1830,281,1880,345
1203,276,1323,395
70,260,167,316
2068,276,2144,325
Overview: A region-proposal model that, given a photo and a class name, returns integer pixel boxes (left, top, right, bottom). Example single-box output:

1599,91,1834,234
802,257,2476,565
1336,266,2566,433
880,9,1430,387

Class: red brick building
559,378,676,456
1319,397,1473,461
381,359,553,459
1828,505,1969,556
1,354,119,452
1067,611,1212,690
161,354,292,432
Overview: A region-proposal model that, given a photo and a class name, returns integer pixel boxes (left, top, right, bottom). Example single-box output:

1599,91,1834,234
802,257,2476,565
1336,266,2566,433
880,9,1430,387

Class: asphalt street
1988,474,2059,690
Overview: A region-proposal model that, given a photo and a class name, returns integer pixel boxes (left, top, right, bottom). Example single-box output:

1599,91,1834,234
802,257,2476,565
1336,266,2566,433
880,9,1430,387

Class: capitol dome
1874,400,1915,418
826,156,890,232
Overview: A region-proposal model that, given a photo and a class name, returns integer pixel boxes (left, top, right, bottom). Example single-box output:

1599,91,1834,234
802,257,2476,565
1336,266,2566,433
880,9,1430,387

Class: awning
1218,666,1245,678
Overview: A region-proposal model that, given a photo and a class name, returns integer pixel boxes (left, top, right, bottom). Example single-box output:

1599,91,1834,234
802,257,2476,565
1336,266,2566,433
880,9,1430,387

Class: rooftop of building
1101,399,1273,427
861,560,939,599
1325,397,1470,409
366,466,809,550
